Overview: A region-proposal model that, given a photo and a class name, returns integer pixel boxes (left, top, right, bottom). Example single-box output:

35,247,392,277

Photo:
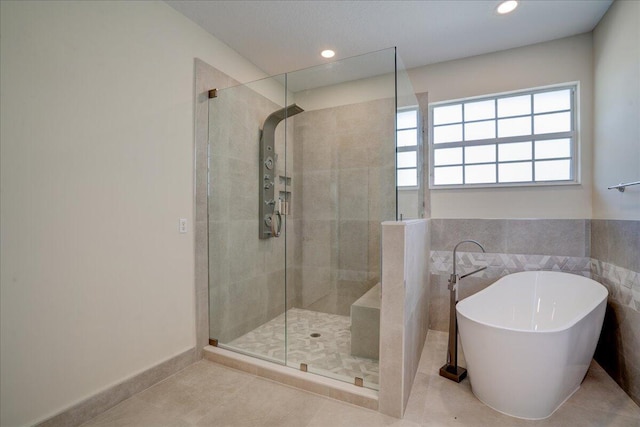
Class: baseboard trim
36,347,198,427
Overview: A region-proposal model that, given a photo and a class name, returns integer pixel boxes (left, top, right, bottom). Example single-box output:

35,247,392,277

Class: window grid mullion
397,108,420,187
461,103,466,184
570,87,576,180
433,131,574,150
397,145,418,152
495,98,499,182
430,84,577,188
531,94,536,182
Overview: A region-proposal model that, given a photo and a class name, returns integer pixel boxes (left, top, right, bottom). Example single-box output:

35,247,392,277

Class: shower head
262,104,304,131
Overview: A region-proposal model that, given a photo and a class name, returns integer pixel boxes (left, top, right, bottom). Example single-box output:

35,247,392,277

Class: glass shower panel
207,48,414,391
207,75,289,365
283,48,397,389
396,52,422,220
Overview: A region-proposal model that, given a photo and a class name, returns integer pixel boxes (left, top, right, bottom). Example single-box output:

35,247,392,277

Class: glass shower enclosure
207,48,420,390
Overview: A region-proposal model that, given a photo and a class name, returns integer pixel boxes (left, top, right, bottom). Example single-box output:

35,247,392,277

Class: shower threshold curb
203,346,378,410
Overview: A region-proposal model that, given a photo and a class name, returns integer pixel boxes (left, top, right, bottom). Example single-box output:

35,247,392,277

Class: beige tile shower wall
402,220,430,411
379,220,429,418
208,84,300,343
295,98,395,314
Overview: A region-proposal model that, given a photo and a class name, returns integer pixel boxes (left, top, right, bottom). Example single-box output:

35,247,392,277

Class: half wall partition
207,48,420,390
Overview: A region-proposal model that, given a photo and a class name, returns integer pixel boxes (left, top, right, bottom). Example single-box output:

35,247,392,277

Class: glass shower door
207,75,290,365
207,47,417,392
282,48,398,389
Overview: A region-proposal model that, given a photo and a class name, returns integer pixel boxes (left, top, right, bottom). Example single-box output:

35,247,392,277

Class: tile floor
227,308,379,387
81,330,640,427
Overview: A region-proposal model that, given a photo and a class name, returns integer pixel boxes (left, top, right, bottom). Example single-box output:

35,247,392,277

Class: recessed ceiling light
496,0,518,15
321,49,335,59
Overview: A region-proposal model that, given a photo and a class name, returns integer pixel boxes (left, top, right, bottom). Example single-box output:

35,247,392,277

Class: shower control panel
258,104,303,239
259,125,277,239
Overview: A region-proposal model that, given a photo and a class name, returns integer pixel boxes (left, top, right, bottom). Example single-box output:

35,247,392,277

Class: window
397,108,420,188
429,84,578,188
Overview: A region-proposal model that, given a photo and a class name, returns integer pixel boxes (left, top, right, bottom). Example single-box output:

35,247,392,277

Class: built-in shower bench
350,282,381,359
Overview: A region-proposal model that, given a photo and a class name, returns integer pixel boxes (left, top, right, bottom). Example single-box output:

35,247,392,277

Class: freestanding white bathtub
456,271,608,420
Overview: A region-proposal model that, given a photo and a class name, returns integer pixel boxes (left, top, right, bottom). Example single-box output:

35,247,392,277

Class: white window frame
428,83,580,189
397,106,421,190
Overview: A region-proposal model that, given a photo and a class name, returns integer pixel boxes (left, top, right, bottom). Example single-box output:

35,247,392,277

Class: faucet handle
460,266,487,280
448,273,459,291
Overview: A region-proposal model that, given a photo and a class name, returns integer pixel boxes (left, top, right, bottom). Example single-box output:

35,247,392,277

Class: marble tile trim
430,251,640,314
592,259,640,312
36,347,198,427
430,250,592,278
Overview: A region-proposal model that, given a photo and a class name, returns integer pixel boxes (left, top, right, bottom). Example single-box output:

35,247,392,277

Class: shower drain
310,333,321,338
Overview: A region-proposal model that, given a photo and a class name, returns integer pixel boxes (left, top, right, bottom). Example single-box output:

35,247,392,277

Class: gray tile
590,219,609,263
80,397,190,427
407,331,640,427
337,134,370,170
608,220,640,272
338,168,369,220
596,300,640,407
301,266,334,307
77,330,640,427
584,219,591,257
568,360,640,419
506,219,588,256
431,219,507,253
338,220,369,272
307,398,412,427
428,274,450,332
536,404,640,427
192,378,294,426
135,372,229,424
302,170,337,221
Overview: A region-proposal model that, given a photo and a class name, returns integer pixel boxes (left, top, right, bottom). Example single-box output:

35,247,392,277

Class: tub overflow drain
310,333,321,338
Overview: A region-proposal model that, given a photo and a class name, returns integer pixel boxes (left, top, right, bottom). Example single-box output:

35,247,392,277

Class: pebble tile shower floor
227,308,379,387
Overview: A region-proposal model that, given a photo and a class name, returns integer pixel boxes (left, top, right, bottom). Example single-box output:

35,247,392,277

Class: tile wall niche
295,98,396,316
427,218,640,406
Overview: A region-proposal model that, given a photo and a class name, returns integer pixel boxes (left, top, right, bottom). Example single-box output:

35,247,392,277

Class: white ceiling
166,0,612,77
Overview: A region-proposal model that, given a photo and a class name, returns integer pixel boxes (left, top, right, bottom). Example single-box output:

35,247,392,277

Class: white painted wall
409,34,595,219
592,0,640,220
0,1,268,425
